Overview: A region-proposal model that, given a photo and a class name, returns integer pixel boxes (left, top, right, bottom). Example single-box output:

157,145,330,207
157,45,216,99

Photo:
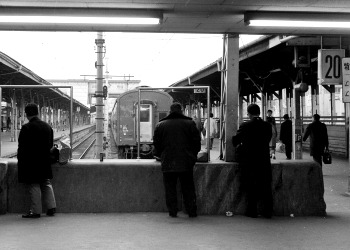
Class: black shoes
22,208,56,218
169,212,177,218
22,211,40,219
46,208,56,216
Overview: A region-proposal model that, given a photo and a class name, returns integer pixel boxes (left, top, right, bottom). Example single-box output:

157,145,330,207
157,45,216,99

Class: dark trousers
243,166,273,217
313,154,322,167
163,171,197,216
285,143,292,159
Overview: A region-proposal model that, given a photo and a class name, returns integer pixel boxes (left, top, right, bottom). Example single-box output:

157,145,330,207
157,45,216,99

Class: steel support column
219,34,239,162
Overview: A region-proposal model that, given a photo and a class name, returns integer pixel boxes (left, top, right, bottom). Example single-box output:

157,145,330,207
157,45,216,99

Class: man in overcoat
303,114,329,166
153,102,201,218
280,114,293,160
232,104,273,218
17,103,56,218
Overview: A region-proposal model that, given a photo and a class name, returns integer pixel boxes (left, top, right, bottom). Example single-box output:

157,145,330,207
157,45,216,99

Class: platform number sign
342,58,350,103
194,88,206,94
318,49,345,85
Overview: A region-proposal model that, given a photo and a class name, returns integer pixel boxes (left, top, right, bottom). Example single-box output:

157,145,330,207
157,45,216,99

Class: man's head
170,102,183,114
283,114,289,120
247,104,260,119
313,114,320,121
210,113,213,118
25,103,39,119
267,109,273,116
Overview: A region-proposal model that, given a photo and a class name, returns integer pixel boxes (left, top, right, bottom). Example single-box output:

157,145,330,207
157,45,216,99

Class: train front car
111,89,173,159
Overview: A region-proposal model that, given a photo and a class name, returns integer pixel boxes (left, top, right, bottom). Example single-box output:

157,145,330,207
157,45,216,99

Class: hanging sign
318,49,345,85
194,88,206,94
342,58,350,103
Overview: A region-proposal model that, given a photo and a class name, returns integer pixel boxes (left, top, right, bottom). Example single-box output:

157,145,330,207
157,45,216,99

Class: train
110,88,173,159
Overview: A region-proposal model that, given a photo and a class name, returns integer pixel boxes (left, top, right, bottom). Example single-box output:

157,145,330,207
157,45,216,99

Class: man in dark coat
280,114,293,160
303,114,329,166
153,102,201,218
232,104,273,218
17,103,56,218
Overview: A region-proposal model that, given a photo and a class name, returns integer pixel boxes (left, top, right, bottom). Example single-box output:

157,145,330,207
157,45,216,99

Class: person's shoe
46,208,56,216
245,212,258,218
22,211,40,218
169,212,177,218
286,157,291,160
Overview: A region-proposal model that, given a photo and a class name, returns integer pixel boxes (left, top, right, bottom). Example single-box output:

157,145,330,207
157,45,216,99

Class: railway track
71,132,95,159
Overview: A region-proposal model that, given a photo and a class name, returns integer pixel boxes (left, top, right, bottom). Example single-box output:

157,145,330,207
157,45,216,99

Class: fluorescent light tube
0,16,160,25
249,20,350,28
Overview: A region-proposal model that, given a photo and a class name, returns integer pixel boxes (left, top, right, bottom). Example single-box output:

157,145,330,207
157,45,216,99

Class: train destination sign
342,58,350,103
318,49,345,85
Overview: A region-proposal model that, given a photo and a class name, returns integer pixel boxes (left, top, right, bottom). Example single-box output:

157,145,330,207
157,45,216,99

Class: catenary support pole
95,32,105,159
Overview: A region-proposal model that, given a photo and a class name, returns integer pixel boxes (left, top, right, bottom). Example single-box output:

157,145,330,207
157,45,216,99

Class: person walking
17,103,56,218
7,116,11,131
203,113,217,149
266,110,277,159
303,114,329,167
192,115,203,135
232,104,273,218
280,114,293,160
153,102,201,218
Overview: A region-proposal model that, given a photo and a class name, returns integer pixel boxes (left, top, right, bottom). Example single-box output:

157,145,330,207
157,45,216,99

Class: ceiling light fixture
245,11,350,28
0,7,162,25
0,16,160,25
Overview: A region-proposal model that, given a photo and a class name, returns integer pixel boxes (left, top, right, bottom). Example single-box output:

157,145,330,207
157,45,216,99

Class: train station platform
0,138,349,249
0,124,93,158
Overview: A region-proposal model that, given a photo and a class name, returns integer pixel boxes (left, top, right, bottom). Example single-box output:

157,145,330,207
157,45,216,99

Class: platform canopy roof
0,51,89,113
1,1,350,35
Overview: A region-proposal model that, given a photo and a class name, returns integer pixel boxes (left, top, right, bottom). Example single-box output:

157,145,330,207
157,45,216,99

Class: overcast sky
0,31,261,88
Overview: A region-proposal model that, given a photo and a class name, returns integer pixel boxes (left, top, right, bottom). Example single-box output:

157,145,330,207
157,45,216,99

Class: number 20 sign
318,49,345,85
342,58,350,103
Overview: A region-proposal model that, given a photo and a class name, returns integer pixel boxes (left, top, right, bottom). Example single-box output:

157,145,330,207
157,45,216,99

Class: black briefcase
323,150,332,164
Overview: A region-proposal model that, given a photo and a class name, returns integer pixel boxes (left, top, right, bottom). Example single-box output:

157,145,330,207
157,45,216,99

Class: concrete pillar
42,96,47,123
278,90,284,119
311,84,319,115
220,34,239,162
292,87,303,160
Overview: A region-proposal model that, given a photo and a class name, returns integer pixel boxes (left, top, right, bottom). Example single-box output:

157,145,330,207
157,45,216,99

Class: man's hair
313,114,320,121
267,109,273,113
210,113,213,118
247,104,260,116
283,114,289,119
170,102,182,113
25,103,39,117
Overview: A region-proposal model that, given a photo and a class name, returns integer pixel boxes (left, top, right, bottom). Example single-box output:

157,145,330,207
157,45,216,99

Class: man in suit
232,104,273,218
280,114,293,160
153,102,201,218
303,114,329,167
17,103,56,218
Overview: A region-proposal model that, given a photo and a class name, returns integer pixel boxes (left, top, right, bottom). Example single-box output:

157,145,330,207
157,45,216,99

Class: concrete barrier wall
0,161,7,214
2,159,326,216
